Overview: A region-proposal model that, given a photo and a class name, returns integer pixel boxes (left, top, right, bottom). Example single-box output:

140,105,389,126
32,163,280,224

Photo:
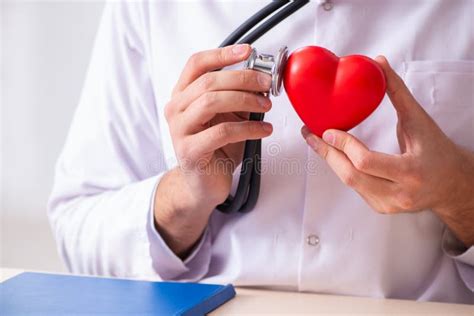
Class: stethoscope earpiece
244,46,288,96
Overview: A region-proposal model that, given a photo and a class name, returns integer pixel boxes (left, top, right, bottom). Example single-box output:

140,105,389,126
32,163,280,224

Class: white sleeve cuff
442,229,474,291
146,175,212,281
442,229,474,265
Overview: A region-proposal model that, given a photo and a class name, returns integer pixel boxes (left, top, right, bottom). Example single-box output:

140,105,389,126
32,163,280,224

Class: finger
321,129,404,181
302,126,363,188
189,121,273,157
174,70,272,112
302,127,395,194
183,91,271,133
375,56,422,116
175,44,252,93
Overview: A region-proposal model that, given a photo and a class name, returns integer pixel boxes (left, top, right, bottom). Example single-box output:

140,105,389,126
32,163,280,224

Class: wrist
432,147,474,246
153,167,216,258
434,147,474,216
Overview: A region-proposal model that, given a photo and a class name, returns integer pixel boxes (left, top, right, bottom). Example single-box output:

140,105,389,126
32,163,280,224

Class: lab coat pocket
403,60,474,150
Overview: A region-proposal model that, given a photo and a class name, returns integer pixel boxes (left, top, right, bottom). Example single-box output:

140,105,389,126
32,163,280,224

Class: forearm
154,167,217,259
434,148,474,247
48,176,162,276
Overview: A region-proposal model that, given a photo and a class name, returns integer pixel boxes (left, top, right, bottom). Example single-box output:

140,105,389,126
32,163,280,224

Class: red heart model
283,46,386,137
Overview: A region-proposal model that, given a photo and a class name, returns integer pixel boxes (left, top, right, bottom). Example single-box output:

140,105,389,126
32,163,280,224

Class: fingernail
258,73,272,89
257,96,271,109
300,126,309,138
306,135,319,150
232,44,248,56
262,122,273,133
322,131,334,145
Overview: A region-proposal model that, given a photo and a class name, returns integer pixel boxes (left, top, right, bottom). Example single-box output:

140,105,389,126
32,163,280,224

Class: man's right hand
154,44,273,258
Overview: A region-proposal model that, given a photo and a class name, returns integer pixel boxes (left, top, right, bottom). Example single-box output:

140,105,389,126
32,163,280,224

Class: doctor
48,0,474,303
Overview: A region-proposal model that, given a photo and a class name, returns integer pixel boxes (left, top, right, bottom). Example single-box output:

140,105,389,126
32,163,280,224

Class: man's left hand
301,56,474,246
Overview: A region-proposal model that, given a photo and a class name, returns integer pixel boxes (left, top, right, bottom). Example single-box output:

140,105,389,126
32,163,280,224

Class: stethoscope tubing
216,0,310,214
219,1,288,47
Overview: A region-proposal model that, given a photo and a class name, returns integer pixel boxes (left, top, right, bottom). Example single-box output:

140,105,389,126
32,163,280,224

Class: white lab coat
48,0,474,303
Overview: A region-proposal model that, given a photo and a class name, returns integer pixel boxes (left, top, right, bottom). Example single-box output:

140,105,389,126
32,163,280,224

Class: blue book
1,272,236,315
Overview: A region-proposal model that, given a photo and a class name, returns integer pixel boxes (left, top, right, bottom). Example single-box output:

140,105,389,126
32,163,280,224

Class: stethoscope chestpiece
244,46,288,97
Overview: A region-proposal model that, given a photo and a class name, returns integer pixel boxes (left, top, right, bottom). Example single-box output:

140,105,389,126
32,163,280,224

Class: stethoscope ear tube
216,0,310,214
219,1,288,47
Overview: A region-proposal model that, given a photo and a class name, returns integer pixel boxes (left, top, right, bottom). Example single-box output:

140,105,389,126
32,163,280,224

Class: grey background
1,0,105,272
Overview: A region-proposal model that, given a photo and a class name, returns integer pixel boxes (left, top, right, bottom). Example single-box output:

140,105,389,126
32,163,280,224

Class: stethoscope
216,0,310,214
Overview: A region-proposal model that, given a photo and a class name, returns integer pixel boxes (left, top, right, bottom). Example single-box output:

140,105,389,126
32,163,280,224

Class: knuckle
195,92,216,117
240,92,250,105
383,204,401,214
180,141,199,163
388,84,401,98
341,171,357,187
353,153,371,171
251,121,268,135
397,192,416,210
216,123,231,140
199,73,215,91
341,135,352,151
187,52,202,69
249,122,261,134
373,204,388,214
320,147,329,160
218,48,229,64
238,71,250,86
317,143,330,159
202,91,217,108
374,208,387,214
164,101,174,121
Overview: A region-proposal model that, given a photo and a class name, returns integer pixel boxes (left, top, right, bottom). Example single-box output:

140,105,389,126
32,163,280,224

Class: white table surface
1,267,473,315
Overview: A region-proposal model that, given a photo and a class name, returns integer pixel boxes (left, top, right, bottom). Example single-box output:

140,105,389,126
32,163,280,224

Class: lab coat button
307,234,320,246
322,1,333,11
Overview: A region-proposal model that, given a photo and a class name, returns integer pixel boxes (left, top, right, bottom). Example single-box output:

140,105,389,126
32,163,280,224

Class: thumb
375,56,444,147
375,56,424,118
